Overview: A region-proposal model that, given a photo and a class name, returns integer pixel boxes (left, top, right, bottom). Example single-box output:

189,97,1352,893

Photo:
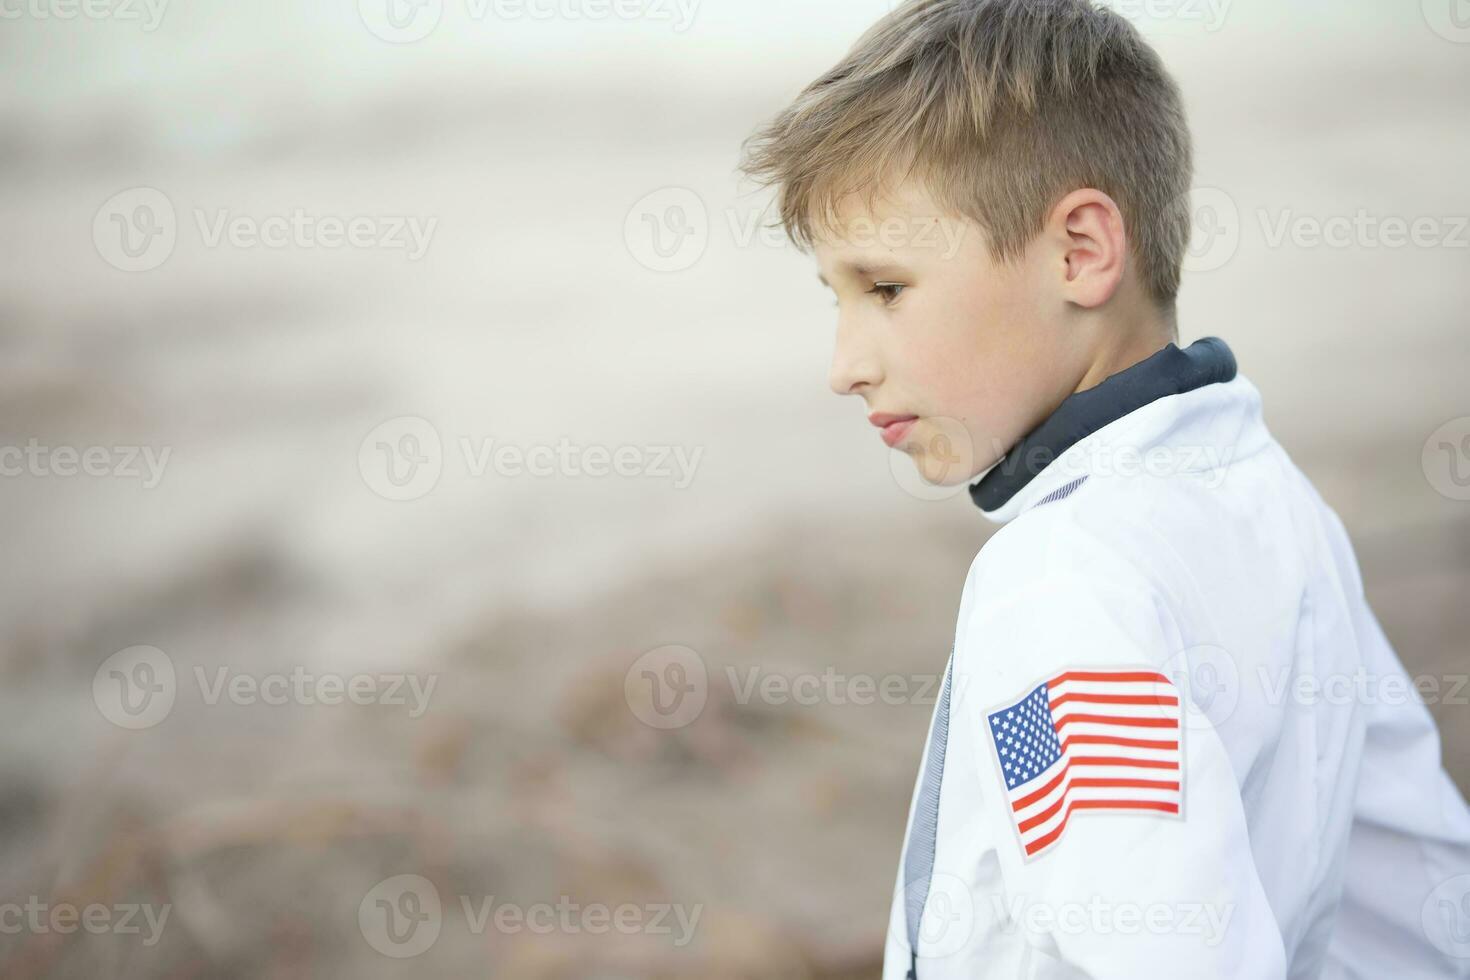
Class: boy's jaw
895,416,1001,487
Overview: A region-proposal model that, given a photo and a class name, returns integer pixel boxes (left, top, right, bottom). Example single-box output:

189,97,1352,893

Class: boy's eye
869,282,906,305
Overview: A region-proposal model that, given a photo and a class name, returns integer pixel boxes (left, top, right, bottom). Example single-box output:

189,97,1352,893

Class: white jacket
882,339,1470,979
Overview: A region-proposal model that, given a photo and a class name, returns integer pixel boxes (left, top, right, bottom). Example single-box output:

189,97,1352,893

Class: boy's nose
828,320,881,396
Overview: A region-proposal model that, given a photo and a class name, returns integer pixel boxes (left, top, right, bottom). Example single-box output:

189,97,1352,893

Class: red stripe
1069,777,1180,791
1061,734,1179,752
1070,755,1179,770
1015,776,1180,832
1047,670,1170,689
1018,788,1069,832
1054,713,1178,730
1012,762,1070,810
1023,800,1181,855
1050,692,1179,709
1007,752,1178,813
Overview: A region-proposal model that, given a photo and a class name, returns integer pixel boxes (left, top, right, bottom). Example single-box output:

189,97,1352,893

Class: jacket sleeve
1322,596,1470,978
947,569,1288,979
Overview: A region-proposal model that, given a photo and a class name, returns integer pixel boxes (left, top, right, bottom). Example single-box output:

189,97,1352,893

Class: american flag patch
986,668,1183,859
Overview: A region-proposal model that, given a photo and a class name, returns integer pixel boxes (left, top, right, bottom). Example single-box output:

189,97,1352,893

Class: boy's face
813,180,1086,486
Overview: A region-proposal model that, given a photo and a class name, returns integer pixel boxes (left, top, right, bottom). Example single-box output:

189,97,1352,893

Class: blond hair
739,0,1194,305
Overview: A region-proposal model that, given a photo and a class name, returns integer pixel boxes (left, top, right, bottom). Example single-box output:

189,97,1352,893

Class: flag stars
991,683,1067,790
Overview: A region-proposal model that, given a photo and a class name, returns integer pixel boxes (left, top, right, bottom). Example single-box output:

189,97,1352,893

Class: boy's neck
1072,304,1177,395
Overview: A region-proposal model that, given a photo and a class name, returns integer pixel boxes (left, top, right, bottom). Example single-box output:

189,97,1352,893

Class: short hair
739,0,1194,306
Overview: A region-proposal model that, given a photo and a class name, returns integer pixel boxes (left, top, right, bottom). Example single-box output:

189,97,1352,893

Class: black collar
969,336,1238,513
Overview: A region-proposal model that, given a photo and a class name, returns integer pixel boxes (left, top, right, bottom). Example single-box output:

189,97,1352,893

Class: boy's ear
1046,188,1128,310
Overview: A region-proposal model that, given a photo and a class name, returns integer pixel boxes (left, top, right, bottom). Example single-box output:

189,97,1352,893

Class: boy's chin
907,451,980,487
899,419,992,487
905,441,988,486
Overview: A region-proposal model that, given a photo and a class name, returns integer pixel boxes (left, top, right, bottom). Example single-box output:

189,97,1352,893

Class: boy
740,1,1470,977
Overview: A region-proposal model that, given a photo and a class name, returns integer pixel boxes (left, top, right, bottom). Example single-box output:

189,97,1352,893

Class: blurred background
0,0,1467,976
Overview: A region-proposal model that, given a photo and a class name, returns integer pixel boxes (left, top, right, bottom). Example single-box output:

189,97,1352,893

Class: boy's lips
869,412,919,448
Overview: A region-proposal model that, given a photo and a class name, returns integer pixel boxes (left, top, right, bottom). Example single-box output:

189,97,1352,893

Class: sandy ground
0,4,1467,976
